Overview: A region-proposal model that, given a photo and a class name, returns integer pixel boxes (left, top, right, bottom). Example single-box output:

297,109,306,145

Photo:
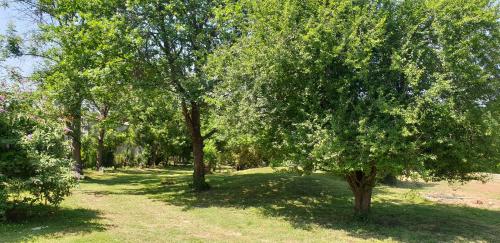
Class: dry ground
406,174,500,209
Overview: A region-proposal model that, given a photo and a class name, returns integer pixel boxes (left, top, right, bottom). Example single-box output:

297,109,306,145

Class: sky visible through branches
1,4,37,82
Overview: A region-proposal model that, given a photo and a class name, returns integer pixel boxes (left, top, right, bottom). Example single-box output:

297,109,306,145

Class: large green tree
213,0,500,216
8,0,134,173
79,2,134,170
126,0,226,190
7,0,97,175
125,89,191,167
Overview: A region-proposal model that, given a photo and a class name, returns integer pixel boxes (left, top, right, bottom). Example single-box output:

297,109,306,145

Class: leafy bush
82,135,97,168
0,176,7,222
0,93,76,222
27,155,75,205
207,137,268,171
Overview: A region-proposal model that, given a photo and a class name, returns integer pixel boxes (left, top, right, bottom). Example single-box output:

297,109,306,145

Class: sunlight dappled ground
1,167,499,242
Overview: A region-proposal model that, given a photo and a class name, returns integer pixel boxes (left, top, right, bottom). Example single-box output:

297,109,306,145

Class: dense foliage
211,0,500,215
0,92,76,221
0,0,498,218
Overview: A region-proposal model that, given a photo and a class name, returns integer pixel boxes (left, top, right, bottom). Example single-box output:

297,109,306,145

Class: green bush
27,155,75,205
0,95,76,222
82,135,97,168
0,176,7,222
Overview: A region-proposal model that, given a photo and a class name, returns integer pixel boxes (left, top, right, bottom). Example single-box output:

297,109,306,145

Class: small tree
80,4,134,170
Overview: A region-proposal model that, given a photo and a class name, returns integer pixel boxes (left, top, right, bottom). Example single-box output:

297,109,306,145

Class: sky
1,3,39,81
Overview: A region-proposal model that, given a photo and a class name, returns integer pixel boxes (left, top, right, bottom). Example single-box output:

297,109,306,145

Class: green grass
1,167,499,242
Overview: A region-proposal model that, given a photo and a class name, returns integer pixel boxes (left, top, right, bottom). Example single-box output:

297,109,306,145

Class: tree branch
202,128,218,140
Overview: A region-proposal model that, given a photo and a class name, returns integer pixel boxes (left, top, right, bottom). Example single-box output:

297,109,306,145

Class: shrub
0,95,76,222
27,155,76,205
0,175,7,222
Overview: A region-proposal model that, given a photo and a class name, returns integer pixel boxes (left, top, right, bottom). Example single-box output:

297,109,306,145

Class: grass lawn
1,167,499,242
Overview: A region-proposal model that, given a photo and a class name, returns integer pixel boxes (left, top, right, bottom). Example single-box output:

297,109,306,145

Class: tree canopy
210,0,500,215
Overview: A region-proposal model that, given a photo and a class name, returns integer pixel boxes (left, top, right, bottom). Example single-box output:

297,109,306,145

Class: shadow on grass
389,179,437,189
85,169,500,242
83,168,191,187
0,206,107,242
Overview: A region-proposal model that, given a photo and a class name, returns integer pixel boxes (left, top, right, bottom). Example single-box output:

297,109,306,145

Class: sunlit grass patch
1,167,499,242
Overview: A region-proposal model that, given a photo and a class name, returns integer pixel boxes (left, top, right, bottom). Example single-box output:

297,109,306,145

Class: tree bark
346,164,377,218
182,101,209,191
148,144,158,168
96,127,106,170
67,112,83,176
95,105,109,171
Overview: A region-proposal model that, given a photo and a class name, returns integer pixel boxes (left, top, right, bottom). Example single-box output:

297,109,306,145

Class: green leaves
0,91,76,221
5,24,23,57
213,0,500,181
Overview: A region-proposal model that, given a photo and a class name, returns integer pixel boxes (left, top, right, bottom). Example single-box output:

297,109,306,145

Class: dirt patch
424,192,499,209
422,174,500,209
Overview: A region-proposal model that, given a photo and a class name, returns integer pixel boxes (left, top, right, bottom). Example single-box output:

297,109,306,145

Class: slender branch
22,52,57,62
202,128,218,140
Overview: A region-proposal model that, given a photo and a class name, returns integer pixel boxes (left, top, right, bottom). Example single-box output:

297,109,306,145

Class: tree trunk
346,165,377,218
154,151,162,167
352,186,373,215
148,144,158,168
71,128,83,176
182,101,209,191
95,105,109,171
96,127,106,170
67,109,83,176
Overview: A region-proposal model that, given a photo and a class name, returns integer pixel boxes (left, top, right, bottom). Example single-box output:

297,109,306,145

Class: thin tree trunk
71,126,83,176
346,164,377,218
149,144,157,168
67,107,83,176
182,101,209,191
95,105,109,171
96,127,106,170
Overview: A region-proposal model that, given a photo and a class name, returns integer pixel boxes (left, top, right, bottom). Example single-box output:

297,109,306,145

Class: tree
8,0,134,173
5,0,96,176
203,87,275,171
79,3,134,170
126,0,226,190
212,0,500,216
